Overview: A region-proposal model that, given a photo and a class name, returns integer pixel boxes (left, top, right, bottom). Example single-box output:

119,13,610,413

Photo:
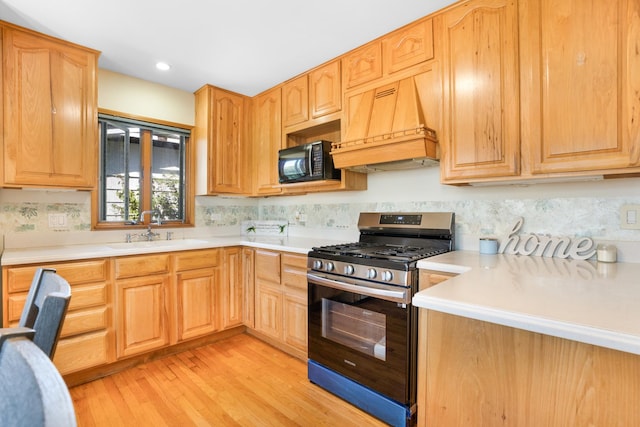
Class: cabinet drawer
6,259,108,292
255,250,281,284
60,306,109,338
53,330,110,374
115,254,170,279
6,282,108,323
174,249,220,272
282,253,307,290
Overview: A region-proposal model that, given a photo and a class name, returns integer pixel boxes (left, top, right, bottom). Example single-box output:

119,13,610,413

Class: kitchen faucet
139,210,161,225
139,210,161,241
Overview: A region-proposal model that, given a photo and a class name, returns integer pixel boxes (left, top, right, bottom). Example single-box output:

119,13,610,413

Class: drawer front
115,254,170,279
174,249,220,272
255,250,281,284
53,330,110,374
67,283,108,311
6,282,108,324
60,307,109,338
281,253,307,290
6,259,108,292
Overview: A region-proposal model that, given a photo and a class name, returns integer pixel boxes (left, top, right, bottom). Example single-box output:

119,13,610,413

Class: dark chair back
0,330,77,426
18,268,72,359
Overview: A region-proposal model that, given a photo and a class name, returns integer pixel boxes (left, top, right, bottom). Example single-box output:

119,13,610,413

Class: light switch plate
620,204,640,230
48,213,68,229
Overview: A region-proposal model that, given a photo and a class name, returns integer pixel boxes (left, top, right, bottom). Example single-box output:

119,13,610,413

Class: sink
107,239,211,250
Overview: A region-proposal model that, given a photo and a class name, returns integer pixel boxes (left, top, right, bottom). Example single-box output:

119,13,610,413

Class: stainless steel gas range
307,212,455,427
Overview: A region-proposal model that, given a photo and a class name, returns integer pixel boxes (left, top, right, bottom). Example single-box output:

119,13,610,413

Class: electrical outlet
620,204,640,230
48,213,68,229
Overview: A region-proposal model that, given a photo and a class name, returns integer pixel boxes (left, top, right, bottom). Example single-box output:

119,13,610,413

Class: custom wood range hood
331,76,439,173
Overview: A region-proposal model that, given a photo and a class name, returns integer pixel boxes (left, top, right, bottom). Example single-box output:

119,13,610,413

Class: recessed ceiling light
156,62,171,71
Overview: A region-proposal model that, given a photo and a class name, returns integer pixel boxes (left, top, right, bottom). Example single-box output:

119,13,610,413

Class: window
93,113,193,229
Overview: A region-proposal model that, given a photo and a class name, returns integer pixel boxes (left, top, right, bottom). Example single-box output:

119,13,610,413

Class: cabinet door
2,26,98,189
253,87,283,195
282,253,308,351
282,75,309,127
255,284,283,340
115,274,170,358
242,248,255,328
343,42,383,89
176,267,220,341
283,292,307,351
309,60,341,119
521,0,640,174
383,18,434,74
440,0,520,182
221,247,243,330
212,89,248,193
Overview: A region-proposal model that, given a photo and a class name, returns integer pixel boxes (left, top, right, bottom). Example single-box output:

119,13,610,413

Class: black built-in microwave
278,140,341,183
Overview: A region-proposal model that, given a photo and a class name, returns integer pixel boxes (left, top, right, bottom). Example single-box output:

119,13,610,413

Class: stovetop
311,242,448,263
307,212,455,287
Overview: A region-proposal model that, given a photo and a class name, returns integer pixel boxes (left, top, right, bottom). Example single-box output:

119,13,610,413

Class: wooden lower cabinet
253,249,308,359
418,310,640,426
174,249,221,341
115,267,171,358
242,248,255,328
2,259,113,375
221,247,243,329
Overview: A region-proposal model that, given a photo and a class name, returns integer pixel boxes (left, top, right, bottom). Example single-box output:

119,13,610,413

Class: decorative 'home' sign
498,217,596,260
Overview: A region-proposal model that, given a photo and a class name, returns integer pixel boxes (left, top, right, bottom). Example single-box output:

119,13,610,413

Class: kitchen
1,0,640,426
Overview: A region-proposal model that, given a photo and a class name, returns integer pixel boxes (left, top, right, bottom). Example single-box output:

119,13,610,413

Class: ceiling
0,0,456,96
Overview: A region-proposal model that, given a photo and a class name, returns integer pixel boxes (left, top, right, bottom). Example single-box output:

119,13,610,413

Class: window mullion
140,130,153,223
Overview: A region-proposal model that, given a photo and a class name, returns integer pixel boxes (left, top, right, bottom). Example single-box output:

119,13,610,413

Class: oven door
307,272,417,405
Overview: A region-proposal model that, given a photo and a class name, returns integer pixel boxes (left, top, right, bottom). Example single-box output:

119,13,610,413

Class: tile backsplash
2,171,640,262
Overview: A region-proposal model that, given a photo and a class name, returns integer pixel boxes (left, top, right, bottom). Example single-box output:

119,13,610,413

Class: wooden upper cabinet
282,75,309,127
383,18,434,74
440,0,520,182
194,85,250,195
520,0,640,174
309,60,341,119
253,87,283,195
343,42,383,89
1,24,98,189
283,60,341,128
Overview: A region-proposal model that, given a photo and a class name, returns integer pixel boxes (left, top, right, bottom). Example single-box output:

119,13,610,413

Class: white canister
479,238,499,255
596,244,617,263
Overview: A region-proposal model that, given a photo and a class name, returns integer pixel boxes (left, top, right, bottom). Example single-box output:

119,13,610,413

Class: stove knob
367,268,377,279
325,262,335,272
382,270,393,281
344,265,355,275
313,260,323,270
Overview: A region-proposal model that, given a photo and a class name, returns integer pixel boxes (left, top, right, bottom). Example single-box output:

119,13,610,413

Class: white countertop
0,235,346,266
414,251,640,356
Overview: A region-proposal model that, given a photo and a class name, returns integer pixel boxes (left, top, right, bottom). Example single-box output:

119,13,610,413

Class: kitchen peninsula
413,252,640,426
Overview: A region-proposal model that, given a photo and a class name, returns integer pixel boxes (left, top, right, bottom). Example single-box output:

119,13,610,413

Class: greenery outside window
93,112,193,229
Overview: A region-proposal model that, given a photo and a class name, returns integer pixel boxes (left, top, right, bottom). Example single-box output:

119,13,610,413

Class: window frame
92,109,195,230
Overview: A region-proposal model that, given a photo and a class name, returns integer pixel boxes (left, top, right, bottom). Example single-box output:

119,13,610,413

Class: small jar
596,244,617,263
479,238,499,255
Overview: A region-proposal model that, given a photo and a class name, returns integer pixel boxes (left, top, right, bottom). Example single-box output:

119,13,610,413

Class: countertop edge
0,236,330,265
413,292,640,356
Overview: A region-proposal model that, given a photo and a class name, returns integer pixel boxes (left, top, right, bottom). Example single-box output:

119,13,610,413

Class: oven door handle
307,273,410,304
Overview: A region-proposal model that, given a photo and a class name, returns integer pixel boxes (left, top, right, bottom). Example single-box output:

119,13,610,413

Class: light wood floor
70,333,388,426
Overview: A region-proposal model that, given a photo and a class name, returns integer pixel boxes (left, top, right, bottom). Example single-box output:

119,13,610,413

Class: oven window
321,299,387,361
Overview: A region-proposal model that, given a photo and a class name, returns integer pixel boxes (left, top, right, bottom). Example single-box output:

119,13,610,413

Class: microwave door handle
307,273,410,304
307,147,313,176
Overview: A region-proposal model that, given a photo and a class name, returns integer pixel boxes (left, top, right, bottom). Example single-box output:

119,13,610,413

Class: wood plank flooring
70,333,388,426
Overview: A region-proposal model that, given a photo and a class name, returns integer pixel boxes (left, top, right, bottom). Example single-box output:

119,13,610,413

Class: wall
2,71,640,263
98,70,195,126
